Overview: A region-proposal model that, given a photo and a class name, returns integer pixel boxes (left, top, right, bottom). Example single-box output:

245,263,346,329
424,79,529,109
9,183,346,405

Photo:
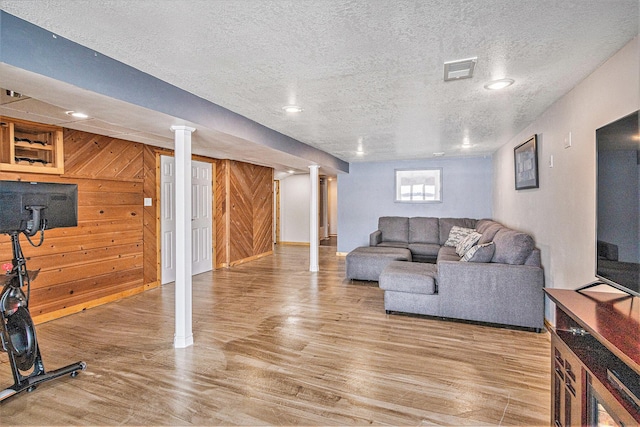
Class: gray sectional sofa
347,216,544,331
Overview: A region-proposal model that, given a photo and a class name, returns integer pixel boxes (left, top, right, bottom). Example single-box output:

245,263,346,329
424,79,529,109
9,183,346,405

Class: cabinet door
551,334,584,427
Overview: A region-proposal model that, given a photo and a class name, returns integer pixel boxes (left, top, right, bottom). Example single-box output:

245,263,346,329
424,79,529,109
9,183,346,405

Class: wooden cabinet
545,289,640,427
0,117,64,174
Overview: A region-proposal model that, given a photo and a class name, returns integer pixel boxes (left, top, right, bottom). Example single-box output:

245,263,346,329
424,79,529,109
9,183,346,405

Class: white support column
309,165,320,272
170,125,196,348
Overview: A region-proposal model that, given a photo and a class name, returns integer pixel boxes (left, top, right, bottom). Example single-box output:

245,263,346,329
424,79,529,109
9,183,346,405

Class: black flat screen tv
595,110,640,297
0,181,78,235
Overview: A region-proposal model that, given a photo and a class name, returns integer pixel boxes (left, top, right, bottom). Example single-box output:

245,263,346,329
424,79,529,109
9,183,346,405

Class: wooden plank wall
215,160,273,267
1,120,275,322
0,128,148,322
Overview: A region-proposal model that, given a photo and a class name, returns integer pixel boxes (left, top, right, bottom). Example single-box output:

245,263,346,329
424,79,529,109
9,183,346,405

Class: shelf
0,117,64,174
14,142,55,151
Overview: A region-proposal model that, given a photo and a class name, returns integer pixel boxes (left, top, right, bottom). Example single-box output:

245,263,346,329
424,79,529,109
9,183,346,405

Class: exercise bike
0,205,85,402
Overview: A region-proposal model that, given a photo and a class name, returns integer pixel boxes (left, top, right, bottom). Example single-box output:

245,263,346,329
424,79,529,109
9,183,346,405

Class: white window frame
394,168,443,203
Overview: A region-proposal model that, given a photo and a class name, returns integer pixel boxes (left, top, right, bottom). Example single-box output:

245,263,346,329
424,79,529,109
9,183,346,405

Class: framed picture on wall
394,168,442,203
514,135,539,190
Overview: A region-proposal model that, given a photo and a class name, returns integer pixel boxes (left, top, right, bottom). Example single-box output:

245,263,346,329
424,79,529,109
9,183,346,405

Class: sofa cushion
456,231,482,256
444,226,475,247
475,219,495,233
377,241,409,249
346,246,412,281
437,246,460,262
478,223,502,245
379,261,437,295
439,218,477,245
491,229,535,265
461,242,495,262
379,216,409,244
409,217,439,244
408,243,440,257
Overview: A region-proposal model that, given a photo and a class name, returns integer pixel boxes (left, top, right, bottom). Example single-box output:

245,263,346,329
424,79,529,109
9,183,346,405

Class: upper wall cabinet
0,117,64,174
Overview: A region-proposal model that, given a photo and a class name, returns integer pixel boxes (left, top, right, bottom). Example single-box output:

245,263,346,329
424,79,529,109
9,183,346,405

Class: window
395,168,442,203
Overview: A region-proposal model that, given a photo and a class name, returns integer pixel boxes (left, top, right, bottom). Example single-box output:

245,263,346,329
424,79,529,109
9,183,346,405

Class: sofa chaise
347,216,544,331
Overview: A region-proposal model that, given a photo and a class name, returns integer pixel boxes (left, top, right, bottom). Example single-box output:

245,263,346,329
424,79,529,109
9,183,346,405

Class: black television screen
596,110,640,297
0,181,78,235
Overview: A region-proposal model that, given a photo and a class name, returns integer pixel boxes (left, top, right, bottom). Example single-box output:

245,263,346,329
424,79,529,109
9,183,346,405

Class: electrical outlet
144,197,152,207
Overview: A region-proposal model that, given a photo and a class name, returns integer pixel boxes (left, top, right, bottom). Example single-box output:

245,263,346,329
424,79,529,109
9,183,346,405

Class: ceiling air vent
443,57,477,81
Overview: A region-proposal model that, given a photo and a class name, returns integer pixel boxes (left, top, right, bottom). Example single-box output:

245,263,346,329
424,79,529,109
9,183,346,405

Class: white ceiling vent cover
444,57,477,81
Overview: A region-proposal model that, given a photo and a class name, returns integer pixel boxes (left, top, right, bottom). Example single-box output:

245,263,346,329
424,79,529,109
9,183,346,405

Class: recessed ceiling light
433,152,445,157
287,170,295,174
484,79,515,90
282,105,303,113
66,111,89,119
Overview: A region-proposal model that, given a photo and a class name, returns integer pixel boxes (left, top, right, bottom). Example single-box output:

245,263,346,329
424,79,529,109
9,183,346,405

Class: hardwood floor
0,245,550,425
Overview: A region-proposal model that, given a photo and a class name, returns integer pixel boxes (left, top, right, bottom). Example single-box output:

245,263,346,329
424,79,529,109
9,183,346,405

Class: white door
190,161,213,275
161,156,213,284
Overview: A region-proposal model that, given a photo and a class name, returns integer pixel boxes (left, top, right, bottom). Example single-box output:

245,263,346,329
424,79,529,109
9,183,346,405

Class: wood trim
228,250,273,267
274,179,280,244
336,252,348,257
224,160,231,266
211,161,216,269
279,242,311,246
155,150,162,284
59,173,143,183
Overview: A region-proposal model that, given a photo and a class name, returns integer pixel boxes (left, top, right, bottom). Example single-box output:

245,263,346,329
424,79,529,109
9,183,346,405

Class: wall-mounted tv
595,110,639,297
0,181,78,235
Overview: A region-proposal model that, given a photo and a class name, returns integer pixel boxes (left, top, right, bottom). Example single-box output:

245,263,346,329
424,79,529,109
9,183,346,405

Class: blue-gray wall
337,156,493,253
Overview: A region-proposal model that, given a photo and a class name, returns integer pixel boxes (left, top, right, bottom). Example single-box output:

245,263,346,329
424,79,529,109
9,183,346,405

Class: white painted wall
492,37,639,291
279,174,311,243
328,178,338,235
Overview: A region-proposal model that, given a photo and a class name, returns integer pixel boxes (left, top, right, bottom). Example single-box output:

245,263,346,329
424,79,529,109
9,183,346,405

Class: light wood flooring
0,244,551,425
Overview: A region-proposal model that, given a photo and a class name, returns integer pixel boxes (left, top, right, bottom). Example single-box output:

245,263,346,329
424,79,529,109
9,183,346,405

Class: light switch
144,197,152,207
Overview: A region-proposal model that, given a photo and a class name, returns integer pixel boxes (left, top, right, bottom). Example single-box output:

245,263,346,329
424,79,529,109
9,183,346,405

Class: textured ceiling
0,0,638,167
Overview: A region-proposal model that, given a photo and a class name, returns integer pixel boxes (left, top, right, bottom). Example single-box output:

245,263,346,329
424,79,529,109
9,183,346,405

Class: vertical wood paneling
227,161,273,266
63,129,144,180
0,117,275,321
214,160,273,268
215,159,229,268
229,162,254,262
0,121,146,320
253,166,274,255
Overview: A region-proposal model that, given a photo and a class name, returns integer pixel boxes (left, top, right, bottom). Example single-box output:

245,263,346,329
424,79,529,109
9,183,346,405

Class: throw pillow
461,242,496,262
455,231,482,256
444,226,476,247
491,229,535,265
